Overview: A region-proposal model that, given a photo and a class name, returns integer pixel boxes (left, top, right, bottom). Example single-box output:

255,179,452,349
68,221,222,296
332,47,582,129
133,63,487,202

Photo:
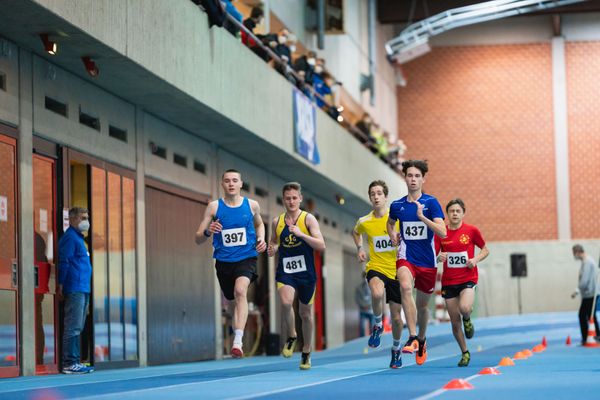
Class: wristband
203,229,211,237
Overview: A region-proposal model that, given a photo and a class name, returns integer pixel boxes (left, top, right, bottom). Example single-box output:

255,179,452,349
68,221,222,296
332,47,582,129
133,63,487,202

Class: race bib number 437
373,235,393,253
403,221,427,240
222,227,247,247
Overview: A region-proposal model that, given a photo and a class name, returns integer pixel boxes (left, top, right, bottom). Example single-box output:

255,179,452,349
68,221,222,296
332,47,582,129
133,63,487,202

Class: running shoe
231,343,244,358
368,325,384,349
415,338,427,365
458,350,470,367
299,352,311,370
402,335,419,354
389,349,402,369
62,363,94,374
463,318,475,339
282,337,297,358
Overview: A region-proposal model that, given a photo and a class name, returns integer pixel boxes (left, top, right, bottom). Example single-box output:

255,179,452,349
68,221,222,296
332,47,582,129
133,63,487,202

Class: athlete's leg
278,284,297,339
446,296,467,352
415,290,432,340
459,287,475,320
390,301,403,342
398,266,417,336
233,276,251,331
298,302,313,353
368,276,385,323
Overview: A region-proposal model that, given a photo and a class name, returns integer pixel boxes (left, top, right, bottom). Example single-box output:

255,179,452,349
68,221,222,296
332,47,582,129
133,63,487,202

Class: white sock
233,329,244,345
374,314,383,327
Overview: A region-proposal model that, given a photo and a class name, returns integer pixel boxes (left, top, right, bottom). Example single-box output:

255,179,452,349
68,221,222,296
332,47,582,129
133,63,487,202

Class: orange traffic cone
522,349,533,357
443,379,474,390
532,344,545,353
566,335,572,346
498,357,515,366
479,367,501,375
583,318,600,348
383,316,392,333
513,351,528,360
542,336,547,347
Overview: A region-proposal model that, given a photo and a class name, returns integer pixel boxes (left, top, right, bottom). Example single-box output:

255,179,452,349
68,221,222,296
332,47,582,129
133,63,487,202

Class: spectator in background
355,113,374,145
571,244,600,345
242,7,269,60
222,0,242,36
355,272,374,337
294,51,317,85
242,6,263,34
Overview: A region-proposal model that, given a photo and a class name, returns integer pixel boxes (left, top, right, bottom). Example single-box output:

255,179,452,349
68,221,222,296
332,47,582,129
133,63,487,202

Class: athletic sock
233,329,244,345
392,339,401,350
374,314,383,327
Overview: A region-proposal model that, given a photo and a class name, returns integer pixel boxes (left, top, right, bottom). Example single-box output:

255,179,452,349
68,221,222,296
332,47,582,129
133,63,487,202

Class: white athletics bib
403,221,427,240
283,255,307,274
373,235,394,253
221,227,247,247
447,251,468,268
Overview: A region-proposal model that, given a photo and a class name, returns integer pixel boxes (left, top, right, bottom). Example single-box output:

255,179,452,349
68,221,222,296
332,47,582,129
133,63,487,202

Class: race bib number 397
447,251,468,268
373,235,393,253
222,227,247,247
283,255,307,274
403,221,427,240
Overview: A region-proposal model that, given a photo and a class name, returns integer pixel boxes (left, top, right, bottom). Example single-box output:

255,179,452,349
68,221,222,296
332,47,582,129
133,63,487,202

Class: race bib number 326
222,227,247,247
373,235,393,253
403,221,427,240
447,251,468,268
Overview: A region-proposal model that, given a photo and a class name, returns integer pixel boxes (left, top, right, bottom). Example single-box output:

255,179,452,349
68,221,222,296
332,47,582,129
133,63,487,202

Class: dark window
193,160,206,174
150,142,167,159
314,213,321,221
323,217,329,225
45,96,68,117
242,182,250,192
332,221,337,228
0,71,6,91
255,186,269,198
173,153,188,168
79,109,100,131
109,125,127,142
276,196,283,206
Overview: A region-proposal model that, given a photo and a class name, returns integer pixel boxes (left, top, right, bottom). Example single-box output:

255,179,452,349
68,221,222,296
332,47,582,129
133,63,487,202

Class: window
0,71,6,91
45,96,68,117
255,186,269,198
332,221,337,228
276,196,283,206
242,182,250,192
323,217,329,225
109,125,127,142
173,153,188,168
193,160,206,174
149,142,167,159
79,109,100,131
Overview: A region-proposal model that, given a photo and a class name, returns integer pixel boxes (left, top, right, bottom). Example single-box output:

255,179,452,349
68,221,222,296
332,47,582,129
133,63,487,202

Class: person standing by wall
571,244,599,345
354,272,374,337
58,207,94,374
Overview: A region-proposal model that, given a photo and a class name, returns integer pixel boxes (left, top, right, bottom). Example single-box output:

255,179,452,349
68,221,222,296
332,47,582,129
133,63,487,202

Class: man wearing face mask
58,207,94,374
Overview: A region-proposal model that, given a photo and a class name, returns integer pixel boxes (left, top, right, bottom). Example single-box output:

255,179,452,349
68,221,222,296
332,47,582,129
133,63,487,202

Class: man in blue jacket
58,207,94,374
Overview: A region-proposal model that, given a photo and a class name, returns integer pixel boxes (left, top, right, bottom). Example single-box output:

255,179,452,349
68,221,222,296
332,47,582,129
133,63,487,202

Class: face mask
278,36,287,44
78,220,90,232
315,65,323,74
289,45,296,53
307,58,316,66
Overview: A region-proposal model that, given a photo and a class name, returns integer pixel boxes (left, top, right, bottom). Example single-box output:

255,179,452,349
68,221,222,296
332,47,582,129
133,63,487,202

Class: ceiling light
40,34,57,55
81,56,99,77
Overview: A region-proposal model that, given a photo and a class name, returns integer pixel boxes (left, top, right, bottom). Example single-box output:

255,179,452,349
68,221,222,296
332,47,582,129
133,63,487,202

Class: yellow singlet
353,211,399,279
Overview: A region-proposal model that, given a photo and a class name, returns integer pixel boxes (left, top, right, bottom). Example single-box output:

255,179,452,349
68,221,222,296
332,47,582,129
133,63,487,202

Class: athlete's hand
390,232,400,247
208,219,222,234
415,202,425,219
357,249,367,262
466,258,477,269
267,243,277,257
255,238,267,253
288,224,303,238
438,252,447,263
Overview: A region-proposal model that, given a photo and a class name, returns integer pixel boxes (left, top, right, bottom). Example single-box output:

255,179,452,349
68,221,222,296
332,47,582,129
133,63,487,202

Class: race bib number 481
283,255,307,274
403,221,427,240
221,227,247,247
373,235,393,253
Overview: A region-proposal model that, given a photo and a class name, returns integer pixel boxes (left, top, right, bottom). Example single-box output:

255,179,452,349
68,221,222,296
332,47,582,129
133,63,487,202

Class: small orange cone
443,378,474,390
532,344,545,352
479,367,501,375
522,349,533,357
583,318,600,347
513,351,528,360
4,355,15,362
498,357,515,366
566,335,572,346
542,336,547,347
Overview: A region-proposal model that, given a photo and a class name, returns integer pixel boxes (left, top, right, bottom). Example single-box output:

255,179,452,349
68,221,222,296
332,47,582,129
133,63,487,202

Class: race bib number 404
283,255,307,274
447,251,468,268
403,221,427,240
373,235,394,253
221,227,247,247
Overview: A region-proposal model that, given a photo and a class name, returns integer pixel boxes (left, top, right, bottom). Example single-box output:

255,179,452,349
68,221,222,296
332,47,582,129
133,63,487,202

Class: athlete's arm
250,200,267,253
299,213,326,251
351,228,367,262
414,201,447,238
467,245,489,269
387,217,400,247
267,217,279,257
195,201,220,245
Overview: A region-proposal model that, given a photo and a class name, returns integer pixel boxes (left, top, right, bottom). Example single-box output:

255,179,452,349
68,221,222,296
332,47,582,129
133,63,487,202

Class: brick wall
566,42,600,239
397,44,557,241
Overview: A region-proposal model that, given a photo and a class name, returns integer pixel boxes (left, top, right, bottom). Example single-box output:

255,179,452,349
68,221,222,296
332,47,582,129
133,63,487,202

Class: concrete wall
0,39,19,127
